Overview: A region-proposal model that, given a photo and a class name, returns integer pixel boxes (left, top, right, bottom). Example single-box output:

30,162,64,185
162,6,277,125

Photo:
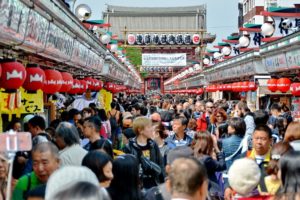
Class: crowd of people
0,94,300,200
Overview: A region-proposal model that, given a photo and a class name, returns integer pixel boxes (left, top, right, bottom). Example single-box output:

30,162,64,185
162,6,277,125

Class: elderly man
54,122,87,166
169,158,208,200
12,142,60,200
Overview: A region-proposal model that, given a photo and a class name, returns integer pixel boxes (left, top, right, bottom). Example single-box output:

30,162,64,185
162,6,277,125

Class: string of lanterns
0,60,133,95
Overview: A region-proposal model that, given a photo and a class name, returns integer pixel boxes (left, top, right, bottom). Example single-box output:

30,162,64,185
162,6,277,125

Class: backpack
109,111,118,131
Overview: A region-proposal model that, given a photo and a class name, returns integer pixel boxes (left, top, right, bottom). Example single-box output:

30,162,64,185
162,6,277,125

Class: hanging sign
142,53,186,67
264,53,288,72
0,88,44,115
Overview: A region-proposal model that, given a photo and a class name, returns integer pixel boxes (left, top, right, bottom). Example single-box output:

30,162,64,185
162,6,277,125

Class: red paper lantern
211,85,217,92
84,77,95,91
241,81,250,92
277,78,291,93
23,64,45,92
231,82,237,92
249,82,258,91
68,79,81,94
236,82,243,92
60,72,73,93
0,59,26,91
267,79,278,92
105,82,114,92
225,84,232,91
78,80,88,94
43,69,63,94
0,63,2,78
291,83,300,96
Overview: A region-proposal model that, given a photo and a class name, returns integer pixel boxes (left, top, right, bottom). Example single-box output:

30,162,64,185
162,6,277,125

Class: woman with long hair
107,154,142,200
275,150,300,200
98,109,111,139
209,108,228,138
193,132,225,198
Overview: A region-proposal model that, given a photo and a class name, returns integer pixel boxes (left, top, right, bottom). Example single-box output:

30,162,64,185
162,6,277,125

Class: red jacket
196,113,208,132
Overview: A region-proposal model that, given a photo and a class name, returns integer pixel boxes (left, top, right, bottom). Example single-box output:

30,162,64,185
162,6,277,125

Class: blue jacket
165,133,193,148
221,134,243,171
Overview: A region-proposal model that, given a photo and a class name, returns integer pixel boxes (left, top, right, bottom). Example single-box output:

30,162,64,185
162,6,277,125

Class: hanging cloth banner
142,53,186,67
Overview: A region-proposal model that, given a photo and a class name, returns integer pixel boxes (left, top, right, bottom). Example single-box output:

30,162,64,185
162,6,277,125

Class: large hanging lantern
160,34,167,45
0,63,2,78
249,82,258,91
68,79,81,94
84,77,95,91
291,83,300,96
0,59,26,92
60,72,73,93
167,34,176,45
104,82,114,92
144,34,151,45
23,64,45,92
267,79,278,92
184,34,191,44
136,34,143,45
127,34,136,45
277,78,291,93
176,34,183,45
192,34,200,44
43,69,63,94
152,34,160,45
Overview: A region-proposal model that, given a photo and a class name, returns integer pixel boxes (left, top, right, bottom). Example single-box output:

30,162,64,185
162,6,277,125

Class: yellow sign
0,88,44,116
99,89,112,112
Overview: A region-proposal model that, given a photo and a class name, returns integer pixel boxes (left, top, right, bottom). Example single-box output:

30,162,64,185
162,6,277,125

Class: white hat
228,158,261,196
23,114,35,124
45,166,99,200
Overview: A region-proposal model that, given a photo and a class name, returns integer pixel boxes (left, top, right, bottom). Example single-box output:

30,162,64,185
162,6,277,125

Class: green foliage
125,47,142,68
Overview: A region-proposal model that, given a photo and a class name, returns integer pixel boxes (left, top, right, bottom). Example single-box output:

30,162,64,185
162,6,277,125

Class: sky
73,0,240,48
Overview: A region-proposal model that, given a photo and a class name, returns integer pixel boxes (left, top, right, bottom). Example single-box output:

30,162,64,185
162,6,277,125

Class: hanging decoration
43,69,63,94
23,64,45,92
291,83,300,96
267,78,278,92
68,79,81,94
277,78,291,93
60,72,74,93
0,59,27,92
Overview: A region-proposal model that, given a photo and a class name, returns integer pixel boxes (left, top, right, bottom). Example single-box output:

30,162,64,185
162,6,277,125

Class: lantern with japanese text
68,79,81,94
225,84,232,91
43,69,62,94
152,34,160,45
291,83,300,96
23,64,45,92
77,80,88,94
84,77,95,91
60,72,73,93
267,79,278,92
192,34,200,44
104,82,114,92
248,82,258,91
0,63,2,78
277,78,291,93
231,82,238,92
236,82,243,92
0,59,26,92
127,34,136,45
211,85,217,92
197,88,204,95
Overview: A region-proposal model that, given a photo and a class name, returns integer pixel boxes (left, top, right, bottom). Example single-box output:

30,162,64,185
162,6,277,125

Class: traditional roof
104,5,206,15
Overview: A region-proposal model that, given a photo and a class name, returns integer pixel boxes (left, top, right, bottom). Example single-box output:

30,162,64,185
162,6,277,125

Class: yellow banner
99,89,112,112
0,88,44,116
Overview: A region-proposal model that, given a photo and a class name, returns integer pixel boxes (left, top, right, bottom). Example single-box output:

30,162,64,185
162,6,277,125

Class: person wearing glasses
208,108,228,138
197,101,214,132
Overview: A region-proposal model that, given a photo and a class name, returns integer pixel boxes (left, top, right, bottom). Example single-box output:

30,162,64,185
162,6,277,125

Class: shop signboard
264,53,288,72
286,49,300,69
0,88,44,117
142,53,186,67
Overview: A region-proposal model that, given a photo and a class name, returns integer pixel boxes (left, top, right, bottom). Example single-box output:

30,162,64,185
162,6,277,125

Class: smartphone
0,132,32,152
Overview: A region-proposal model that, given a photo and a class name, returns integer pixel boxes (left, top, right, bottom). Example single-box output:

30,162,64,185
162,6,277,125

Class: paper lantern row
166,89,204,94
0,60,104,94
127,33,201,45
206,82,257,92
